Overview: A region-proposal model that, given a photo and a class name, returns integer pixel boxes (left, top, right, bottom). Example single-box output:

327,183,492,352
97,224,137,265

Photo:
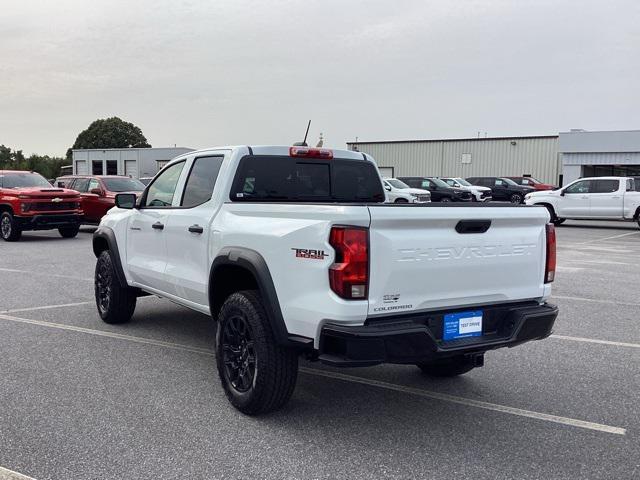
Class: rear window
230,156,385,203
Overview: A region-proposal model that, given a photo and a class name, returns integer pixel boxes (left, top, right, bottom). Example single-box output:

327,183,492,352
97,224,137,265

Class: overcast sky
1,0,639,156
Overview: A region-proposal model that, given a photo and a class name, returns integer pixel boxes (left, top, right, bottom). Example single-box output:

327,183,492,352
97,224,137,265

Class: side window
144,161,186,207
593,179,619,194
74,178,89,193
88,179,100,192
421,180,432,188
445,179,455,187
181,156,224,208
565,180,592,194
495,179,505,186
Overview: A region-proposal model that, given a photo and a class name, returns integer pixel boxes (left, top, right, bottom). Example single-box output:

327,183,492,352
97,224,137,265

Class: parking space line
0,313,626,436
299,368,626,435
3,302,92,314
573,231,640,245
0,314,214,356
552,295,640,307
551,334,640,349
0,465,36,480
0,268,92,282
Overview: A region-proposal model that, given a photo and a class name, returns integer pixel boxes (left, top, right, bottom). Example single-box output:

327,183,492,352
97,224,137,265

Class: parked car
398,177,473,202
525,176,640,227
506,176,556,191
92,145,558,415
466,177,534,204
55,175,146,224
0,170,82,241
441,177,492,202
382,178,431,203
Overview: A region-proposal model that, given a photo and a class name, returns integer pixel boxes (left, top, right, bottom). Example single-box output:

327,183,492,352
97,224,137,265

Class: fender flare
92,226,128,287
210,247,312,349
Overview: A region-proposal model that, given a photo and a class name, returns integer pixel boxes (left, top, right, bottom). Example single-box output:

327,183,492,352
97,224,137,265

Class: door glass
565,180,592,194
144,161,185,207
73,178,90,193
88,179,100,192
181,156,224,207
593,180,619,193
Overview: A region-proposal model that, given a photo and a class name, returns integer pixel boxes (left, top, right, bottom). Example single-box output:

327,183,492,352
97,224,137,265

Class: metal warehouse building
348,129,640,187
72,147,194,179
347,135,561,185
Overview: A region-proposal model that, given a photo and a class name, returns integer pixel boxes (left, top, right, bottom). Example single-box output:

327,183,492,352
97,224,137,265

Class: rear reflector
328,226,369,299
289,146,333,159
545,223,556,283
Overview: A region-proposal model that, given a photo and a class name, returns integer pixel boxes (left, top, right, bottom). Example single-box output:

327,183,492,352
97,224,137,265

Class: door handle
188,224,204,234
152,222,164,230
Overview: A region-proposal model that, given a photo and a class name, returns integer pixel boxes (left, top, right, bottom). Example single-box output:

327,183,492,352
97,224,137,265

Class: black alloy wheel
510,193,523,204
95,257,112,316
221,314,257,393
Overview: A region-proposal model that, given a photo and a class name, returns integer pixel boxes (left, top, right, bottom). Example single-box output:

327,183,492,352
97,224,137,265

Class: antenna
293,120,312,147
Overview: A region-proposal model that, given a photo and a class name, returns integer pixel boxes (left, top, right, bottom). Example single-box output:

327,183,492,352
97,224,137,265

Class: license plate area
443,310,483,341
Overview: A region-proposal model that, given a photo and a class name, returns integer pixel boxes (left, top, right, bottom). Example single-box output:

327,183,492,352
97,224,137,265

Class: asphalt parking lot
1,220,639,480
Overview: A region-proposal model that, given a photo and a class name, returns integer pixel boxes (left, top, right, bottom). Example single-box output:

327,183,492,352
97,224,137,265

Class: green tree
0,144,67,179
67,117,151,159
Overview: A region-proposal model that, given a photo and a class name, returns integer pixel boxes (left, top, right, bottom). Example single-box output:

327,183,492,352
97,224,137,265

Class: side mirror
560,190,565,196
90,188,103,196
115,193,137,209
384,185,391,191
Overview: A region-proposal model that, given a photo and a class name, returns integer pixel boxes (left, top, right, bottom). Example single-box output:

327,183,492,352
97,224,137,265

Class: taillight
545,223,556,283
329,226,369,299
289,146,333,159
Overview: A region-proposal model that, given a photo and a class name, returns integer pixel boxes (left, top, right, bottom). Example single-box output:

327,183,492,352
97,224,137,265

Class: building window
156,160,169,172
106,160,118,175
92,160,103,175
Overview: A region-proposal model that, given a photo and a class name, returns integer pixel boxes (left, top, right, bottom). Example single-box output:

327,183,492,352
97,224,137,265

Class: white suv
92,145,557,415
442,178,492,202
383,178,431,203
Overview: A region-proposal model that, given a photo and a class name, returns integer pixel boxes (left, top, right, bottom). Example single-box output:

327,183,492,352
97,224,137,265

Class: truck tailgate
367,205,549,316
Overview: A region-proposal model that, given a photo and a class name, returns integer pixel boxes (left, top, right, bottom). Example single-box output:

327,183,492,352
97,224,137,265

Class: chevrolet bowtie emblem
51,197,63,203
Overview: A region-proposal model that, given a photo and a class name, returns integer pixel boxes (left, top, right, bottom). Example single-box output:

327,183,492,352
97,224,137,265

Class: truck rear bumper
15,214,81,231
318,302,558,367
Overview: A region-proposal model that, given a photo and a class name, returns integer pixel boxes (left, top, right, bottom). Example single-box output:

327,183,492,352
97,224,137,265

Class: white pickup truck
525,176,640,227
92,145,558,415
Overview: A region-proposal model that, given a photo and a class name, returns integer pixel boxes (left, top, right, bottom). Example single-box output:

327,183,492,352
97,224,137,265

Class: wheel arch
209,247,312,349
92,227,128,286
0,203,15,215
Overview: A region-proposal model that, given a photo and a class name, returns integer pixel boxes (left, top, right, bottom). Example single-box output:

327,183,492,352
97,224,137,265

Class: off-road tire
510,193,523,204
58,225,80,238
94,250,136,324
416,356,475,377
394,198,409,203
216,290,298,415
0,212,22,242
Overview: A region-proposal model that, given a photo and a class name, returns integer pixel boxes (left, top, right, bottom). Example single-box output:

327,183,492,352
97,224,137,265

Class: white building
72,147,194,179
559,129,640,184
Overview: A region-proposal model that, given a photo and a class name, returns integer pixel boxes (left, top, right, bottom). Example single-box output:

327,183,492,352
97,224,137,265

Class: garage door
75,160,88,175
124,160,138,178
378,166,394,178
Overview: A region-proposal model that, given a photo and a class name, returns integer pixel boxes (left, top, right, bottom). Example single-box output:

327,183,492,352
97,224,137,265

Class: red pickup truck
0,170,83,241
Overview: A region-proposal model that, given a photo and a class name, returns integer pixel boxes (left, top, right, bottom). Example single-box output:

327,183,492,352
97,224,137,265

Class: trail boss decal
292,248,329,260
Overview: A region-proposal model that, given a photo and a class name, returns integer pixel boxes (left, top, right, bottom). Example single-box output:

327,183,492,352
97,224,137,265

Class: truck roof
185,145,367,161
